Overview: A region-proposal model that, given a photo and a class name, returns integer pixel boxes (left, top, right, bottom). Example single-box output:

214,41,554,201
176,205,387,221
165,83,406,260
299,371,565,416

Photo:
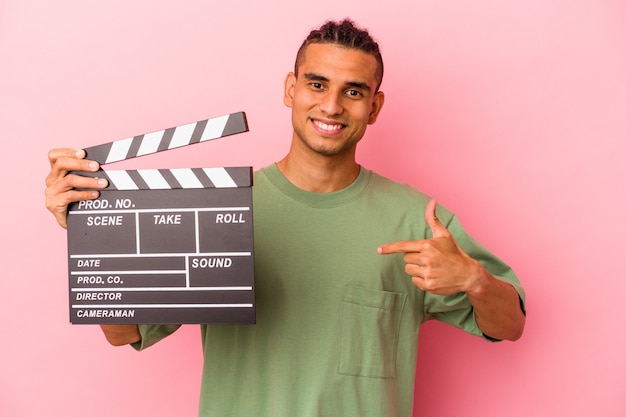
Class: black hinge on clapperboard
65,112,256,326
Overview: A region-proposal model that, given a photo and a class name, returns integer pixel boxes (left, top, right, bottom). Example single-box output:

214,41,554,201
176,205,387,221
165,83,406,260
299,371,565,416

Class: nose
319,91,343,116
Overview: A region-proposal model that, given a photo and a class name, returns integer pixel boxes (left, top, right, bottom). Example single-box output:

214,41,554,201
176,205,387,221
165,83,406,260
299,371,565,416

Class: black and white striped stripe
86,167,252,190
84,112,248,164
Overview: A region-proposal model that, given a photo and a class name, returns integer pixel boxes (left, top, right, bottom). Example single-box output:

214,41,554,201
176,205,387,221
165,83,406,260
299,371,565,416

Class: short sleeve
422,213,526,340
131,324,182,351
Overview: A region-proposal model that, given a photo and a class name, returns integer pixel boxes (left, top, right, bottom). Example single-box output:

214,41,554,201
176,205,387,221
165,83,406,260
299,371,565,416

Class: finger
48,148,86,167
47,173,108,196
65,173,109,190
46,155,100,187
411,276,427,291
425,199,450,238
377,240,424,255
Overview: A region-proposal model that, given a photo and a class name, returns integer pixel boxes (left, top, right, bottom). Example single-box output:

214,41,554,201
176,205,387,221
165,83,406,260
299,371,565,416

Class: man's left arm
460,262,525,341
377,199,525,341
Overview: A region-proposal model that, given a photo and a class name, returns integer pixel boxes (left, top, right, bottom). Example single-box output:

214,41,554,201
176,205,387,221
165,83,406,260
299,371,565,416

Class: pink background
1,1,625,416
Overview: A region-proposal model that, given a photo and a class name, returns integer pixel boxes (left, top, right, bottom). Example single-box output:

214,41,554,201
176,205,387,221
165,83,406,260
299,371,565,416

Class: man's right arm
46,148,140,346
100,325,142,346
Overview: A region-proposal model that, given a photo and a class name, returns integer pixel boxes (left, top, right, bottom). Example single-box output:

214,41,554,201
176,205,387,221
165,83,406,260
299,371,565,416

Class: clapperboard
66,111,255,324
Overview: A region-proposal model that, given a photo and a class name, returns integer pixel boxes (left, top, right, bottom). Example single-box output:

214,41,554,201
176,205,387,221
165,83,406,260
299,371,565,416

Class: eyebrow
303,72,372,92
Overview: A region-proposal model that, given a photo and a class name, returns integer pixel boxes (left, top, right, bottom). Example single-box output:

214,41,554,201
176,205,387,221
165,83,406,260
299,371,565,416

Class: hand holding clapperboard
66,112,255,324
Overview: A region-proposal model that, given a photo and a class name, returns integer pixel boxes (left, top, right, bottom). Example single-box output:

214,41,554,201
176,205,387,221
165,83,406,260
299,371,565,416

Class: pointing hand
377,200,481,295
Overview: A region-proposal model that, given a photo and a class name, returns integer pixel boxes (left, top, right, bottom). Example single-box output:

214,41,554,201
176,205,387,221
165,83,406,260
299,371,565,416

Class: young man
46,19,525,417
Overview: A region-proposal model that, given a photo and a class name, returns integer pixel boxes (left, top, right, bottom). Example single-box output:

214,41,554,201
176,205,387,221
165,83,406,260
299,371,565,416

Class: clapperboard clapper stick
66,111,256,325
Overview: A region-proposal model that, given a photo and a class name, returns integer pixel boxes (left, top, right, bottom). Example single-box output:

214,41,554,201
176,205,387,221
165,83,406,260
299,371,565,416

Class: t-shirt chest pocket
338,285,407,378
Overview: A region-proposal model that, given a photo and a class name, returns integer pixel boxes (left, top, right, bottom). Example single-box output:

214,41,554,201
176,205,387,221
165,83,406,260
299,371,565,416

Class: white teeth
315,120,343,132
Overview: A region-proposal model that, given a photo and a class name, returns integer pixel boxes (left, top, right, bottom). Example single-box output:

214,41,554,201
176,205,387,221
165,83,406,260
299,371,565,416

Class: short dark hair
294,19,384,91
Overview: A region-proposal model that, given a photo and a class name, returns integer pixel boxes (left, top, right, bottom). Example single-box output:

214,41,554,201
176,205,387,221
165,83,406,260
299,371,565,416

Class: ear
367,90,385,124
284,72,296,108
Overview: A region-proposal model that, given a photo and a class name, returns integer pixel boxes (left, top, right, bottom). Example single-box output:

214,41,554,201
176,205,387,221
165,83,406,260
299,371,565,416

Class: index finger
48,148,86,166
377,240,423,255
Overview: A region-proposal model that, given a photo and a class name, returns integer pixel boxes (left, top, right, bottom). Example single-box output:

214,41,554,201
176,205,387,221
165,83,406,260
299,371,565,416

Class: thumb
425,199,449,238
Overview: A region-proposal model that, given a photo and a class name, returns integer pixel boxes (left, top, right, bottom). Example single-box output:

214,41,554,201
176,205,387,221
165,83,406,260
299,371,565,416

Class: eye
310,82,324,90
346,89,362,98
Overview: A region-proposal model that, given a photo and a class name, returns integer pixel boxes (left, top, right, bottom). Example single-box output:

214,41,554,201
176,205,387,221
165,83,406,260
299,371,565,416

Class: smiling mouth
312,119,345,134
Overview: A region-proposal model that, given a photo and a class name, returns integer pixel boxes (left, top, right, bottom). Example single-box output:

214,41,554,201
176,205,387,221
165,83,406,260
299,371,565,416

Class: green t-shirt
135,164,525,417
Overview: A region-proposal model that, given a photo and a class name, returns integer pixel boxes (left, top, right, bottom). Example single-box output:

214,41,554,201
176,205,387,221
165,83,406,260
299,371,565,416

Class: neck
276,145,360,193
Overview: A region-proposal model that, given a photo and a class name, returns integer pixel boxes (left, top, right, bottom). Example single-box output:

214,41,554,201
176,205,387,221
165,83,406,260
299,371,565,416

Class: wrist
464,259,492,297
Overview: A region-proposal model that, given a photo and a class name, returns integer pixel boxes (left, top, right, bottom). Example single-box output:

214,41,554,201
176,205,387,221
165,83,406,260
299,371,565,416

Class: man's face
284,43,384,158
